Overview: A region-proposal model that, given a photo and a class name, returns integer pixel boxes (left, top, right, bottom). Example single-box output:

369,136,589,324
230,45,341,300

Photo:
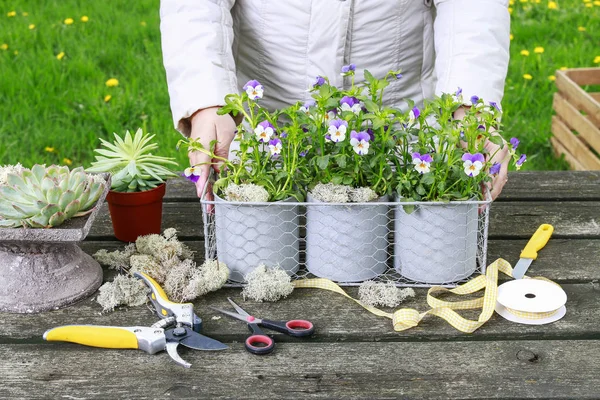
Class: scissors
209,298,314,355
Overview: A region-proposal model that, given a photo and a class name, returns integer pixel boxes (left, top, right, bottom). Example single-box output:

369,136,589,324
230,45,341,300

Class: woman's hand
189,107,237,199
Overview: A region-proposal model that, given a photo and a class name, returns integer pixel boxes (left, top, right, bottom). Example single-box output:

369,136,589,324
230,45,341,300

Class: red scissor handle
245,334,274,355
260,319,315,337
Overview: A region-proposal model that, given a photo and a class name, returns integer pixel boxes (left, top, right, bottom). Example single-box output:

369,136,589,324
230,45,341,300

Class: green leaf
334,154,347,168
331,175,344,185
416,184,426,196
342,176,353,185
316,155,330,170
421,173,435,186
363,99,379,113
488,135,505,147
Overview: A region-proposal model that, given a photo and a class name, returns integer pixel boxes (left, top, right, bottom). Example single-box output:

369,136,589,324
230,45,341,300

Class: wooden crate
551,68,600,170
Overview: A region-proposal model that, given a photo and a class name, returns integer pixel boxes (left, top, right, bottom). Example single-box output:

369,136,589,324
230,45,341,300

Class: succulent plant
0,164,106,228
86,128,178,192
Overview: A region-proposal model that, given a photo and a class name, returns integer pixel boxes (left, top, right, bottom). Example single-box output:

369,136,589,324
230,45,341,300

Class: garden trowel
512,224,554,279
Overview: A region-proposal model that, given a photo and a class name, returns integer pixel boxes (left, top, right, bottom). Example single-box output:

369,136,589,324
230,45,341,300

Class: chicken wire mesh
201,193,491,288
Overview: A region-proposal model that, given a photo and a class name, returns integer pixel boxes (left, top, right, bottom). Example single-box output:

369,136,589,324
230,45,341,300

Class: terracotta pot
106,183,166,242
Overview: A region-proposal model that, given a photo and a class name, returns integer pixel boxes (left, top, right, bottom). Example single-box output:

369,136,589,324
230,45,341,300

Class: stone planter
305,194,389,282
0,174,110,313
394,197,479,284
214,193,300,282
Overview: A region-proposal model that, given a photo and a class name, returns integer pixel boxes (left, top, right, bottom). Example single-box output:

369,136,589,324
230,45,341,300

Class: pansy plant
394,90,525,203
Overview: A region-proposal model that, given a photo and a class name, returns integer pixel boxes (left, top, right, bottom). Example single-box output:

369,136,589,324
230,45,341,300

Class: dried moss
224,183,269,202
93,244,137,270
96,274,148,312
242,265,294,302
358,281,416,308
310,183,377,203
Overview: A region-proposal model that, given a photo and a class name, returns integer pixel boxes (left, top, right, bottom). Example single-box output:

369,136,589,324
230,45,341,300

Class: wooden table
2,171,600,399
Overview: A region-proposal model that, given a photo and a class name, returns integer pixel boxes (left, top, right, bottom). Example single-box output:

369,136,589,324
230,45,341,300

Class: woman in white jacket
160,0,511,199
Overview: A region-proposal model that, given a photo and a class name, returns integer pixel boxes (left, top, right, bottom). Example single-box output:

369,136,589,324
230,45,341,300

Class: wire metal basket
201,189,491,288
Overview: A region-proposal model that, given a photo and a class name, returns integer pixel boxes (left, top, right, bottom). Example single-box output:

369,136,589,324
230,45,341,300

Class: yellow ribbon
294,258,561,333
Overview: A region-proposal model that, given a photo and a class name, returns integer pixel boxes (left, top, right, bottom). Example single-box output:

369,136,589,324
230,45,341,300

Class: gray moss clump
242,265,294,302
310,183,378,203
224,183,269,202
93,228,228,310
358,281,416,308
96,274,148,312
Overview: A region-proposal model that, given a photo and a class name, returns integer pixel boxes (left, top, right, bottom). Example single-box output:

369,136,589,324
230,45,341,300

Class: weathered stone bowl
0,174,110,313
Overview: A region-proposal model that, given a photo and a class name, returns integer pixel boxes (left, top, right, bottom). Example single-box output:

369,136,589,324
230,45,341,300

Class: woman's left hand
484,139,510,200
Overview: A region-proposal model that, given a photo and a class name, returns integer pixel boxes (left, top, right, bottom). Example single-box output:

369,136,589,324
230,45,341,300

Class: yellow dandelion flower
63,158,73,166
594,0,600,5
104,94,112,102
584,0,591,3
7,11,16,17
520,0,528,2
548,1,558,9
1,43,7,51
28,24,35,30
520,50,530,56
56,52,65,60
523,74,533,80
585,2,593,6
510,33,514,40
560,66,568,70
508,7,513,13
140,21,147,27
22,12,28,16
509,0,515,4
548,75,556,81
45,147,55,153
81,16,89,22
534,46,544,53
594,56,600,64
105,78,119,87
578,26,586,31
64,18,74,25
534,0,540,3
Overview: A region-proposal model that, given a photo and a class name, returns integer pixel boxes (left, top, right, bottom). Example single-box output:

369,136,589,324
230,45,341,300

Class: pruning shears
44,272,228,368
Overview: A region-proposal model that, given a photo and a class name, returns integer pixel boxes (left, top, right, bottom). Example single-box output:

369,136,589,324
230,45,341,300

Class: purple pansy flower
341,63,356,73
516,154,527,169
327,119,348,142
243,80,263,100
395,73,403,79
411,152,433,174
254,121,275,142
478,124,486,131
408,106,420,123
489,162,501,175
349,130,370,155
340,96,362,114
366,128,375,141
268,138,282,156
510,137,520,150
489,101,499,110
470,95,479,104
299,150,308,157
314,76,326,87
300,100,315,114
183,166,201,183
462,153,485,177
455,87,463,97
280,131,288,139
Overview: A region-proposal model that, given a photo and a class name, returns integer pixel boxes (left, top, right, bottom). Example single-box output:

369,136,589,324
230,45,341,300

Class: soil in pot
305,194,389,282
214,193,300,282
106,183,166,242
394,198,478,284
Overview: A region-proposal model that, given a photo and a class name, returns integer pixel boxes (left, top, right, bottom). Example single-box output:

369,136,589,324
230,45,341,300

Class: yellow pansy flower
548,1,558,8
510,34,514,40
523,74,533,80
104,95,112,102
64,18,74,25
548,75,556,81
578,26,586,31
81,16,89,22
29,24,35,30
63,158,73,166
105,78,119,87
534,46,544,53
45,147,55,153
7,11,16,17
56,52,65,60
1,43,7,51
520,50,530,56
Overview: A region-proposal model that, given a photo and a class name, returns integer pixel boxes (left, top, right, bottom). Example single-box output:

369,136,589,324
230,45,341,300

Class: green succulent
0,164,106,228
86,128,179,192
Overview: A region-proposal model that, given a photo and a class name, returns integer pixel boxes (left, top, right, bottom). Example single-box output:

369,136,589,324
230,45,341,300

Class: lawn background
1,0,598,170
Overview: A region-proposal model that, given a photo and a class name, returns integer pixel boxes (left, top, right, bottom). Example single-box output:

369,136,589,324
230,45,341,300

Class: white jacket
160,0,510,136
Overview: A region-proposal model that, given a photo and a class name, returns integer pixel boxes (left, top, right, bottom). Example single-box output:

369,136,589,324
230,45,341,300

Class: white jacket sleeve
160,0,238,136
433,0,510,106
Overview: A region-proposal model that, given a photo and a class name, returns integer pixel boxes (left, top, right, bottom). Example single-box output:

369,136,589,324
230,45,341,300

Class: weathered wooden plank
551,137,587,171
79,238,600,283
551,117,600,170
553,93,600,154
1,341,598,399
592,93,600,102
556,70,600,127
566,67,600,86
2,282,598,343
87,200,600,240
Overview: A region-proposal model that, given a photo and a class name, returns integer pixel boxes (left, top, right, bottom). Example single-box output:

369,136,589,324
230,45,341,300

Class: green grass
1,0,599,170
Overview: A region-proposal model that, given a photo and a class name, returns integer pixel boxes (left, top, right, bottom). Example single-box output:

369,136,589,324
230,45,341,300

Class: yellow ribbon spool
294,258,563,333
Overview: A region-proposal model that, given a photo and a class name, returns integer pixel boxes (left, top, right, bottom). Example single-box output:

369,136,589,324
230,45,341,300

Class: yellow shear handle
44,326,138,349
520,224,554,260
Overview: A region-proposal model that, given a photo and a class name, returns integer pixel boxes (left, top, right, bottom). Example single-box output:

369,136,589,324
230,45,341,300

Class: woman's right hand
189,107,237,199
